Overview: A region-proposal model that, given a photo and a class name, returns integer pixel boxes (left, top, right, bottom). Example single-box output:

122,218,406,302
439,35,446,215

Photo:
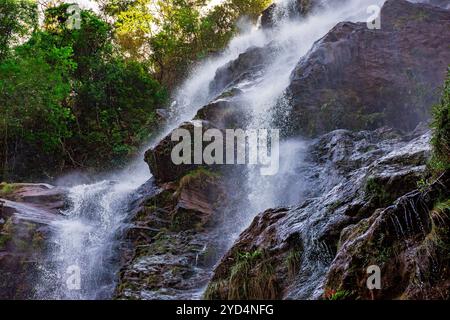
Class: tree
0,0,38,60
0,32,76,178
101,0,271,87
1,3,167,180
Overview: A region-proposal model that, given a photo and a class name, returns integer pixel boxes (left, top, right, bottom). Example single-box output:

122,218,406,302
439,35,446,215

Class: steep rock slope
117,0,450,300
205,127,436,299
286,0,450,136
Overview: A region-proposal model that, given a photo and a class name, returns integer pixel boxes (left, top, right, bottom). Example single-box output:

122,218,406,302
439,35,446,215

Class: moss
32,231,45,250
177,167,219,192
365,176,391,207
0,182,18,197
0,233,11,249
328,200,343,212
145,275,159,288
170,208,200,232
376,247,393,264
416,177,431,192
1,217,13,235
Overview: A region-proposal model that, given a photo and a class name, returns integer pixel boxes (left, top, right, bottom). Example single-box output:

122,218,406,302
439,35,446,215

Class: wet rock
261,0,321,29
144,121,218,184
115,168,227,300
206,128,433,299
325,171,450,300
0,184,66,299
209,45,275,96
286,0,450,136
0,183,66,214
417,0,450,9
205,207,301,300
194,95,248,129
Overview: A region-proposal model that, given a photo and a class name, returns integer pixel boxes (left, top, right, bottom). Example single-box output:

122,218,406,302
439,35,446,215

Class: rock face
115,169,229,299
325,172,450,300
137,1,450,301
205,127,436,299
286,0,450,136
0,184,66,299
261,0,323,29
209,46,273,96
144,122,207,184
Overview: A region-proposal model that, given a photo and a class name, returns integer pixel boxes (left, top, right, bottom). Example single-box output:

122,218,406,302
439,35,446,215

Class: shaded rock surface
325,171,450,300
205,127,434,299
0,184,66,299
286,0,450,136
115,169,230,300
137,0,450,301
261,0,331,29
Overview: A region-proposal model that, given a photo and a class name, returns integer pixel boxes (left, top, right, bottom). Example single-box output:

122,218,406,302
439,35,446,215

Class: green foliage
0,3,167,179
177,167,219,191
324,289,351,300
104,0,271,87
365,176,391,208
0,0,38,60
429,67,450,175
0,0,271,179
0,182,17,196
285,247,301,279
205,248,279,300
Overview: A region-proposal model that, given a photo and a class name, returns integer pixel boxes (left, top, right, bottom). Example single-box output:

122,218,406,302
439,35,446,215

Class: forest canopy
0,0,271,181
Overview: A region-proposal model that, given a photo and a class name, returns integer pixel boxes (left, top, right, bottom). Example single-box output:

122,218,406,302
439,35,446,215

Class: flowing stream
34,0,386,299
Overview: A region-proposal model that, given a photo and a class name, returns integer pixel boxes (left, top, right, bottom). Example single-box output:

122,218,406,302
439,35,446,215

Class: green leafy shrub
429,67,450,175
0,3,167,180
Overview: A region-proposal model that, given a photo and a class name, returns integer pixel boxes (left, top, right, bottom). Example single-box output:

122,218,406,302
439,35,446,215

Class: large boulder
286,0,450,136
144,121,216,184
209,45,275,96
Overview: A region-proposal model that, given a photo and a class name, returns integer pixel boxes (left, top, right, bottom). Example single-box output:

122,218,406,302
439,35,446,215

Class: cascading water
33,8,272,300
233,0,386,227
34,0,388,299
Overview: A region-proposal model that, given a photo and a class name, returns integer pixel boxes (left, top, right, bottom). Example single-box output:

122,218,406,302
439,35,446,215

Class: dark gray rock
205,127,433,299
286,0,450,136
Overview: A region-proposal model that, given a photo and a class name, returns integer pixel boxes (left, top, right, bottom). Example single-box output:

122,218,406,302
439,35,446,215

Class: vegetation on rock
430,67,450,175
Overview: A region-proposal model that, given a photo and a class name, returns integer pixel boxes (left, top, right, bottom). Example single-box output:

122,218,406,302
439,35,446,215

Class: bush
430,67,450,175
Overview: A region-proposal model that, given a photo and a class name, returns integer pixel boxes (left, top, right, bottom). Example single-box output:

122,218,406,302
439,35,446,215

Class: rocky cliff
1,0,449,301
112,0,450,300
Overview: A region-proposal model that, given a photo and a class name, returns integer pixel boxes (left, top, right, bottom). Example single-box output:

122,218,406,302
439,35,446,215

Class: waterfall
233,0,386,229
34,0,387,299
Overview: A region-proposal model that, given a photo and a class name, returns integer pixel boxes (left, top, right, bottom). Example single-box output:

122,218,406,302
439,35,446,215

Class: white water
236,0,385,226
35,0,387,299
